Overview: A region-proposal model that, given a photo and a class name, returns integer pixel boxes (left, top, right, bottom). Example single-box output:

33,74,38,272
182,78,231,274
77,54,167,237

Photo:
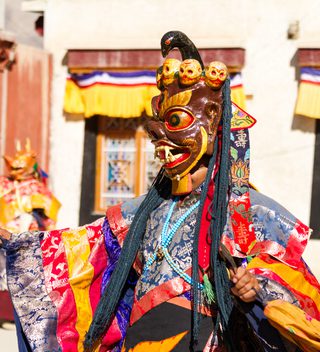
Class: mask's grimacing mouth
155,145,190,167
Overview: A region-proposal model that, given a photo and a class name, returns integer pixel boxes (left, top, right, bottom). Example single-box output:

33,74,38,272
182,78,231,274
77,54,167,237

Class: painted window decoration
100,135,136,208
95,118,162,212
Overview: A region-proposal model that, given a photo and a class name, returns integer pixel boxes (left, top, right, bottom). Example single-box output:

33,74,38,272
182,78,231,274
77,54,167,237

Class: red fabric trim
105,204,142,272
256,253,320,293
130,270,192,325
222,197,310,268
41,228,79,351
230,102,257,131
278,220,310,267
198,180,214,271
69,77,157,89
300,80,320,86
0,290,14,321
106,204,128,246
252,266,320,320
249,254,320,320
222,230,309,269
229,192,256,254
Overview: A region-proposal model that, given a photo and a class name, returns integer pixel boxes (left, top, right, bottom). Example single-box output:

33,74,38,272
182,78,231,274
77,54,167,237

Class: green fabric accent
203,273,216,304
246,255,253,263
288,327,295,334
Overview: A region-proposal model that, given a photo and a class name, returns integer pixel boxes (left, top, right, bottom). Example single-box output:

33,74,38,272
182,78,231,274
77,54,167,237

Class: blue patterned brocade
5,231,61,352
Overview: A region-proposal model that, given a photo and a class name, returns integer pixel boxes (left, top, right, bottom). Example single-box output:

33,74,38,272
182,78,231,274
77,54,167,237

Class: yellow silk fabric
265,300,320,352
247,257,320,310
62,228,96,352
231,86,246,110
295,82,320,118
0,192,61,225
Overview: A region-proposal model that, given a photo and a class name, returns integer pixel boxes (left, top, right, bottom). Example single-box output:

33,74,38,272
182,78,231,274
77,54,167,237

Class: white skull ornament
205,61,228,89
162,58,181,87
179,59,202,86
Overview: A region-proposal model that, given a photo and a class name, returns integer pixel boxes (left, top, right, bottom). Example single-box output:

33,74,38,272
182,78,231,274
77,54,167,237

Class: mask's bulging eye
168,113,180,127
165,109,194,131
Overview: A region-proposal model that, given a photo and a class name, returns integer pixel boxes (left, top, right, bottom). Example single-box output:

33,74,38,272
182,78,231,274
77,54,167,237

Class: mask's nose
145,120,166,141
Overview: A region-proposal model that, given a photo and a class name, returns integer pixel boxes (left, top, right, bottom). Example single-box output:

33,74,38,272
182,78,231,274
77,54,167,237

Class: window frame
79,115,154,225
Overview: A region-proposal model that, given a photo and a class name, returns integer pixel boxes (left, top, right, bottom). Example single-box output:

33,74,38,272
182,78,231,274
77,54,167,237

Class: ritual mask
147,70,226,195
3,139,38,181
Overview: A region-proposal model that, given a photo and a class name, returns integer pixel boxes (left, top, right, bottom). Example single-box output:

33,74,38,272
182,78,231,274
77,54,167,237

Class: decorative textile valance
295,67,320,119
64,71,246,118
230,72,246,110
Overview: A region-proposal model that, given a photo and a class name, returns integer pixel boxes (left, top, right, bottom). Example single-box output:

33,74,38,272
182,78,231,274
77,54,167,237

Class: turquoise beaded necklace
144,197,203,289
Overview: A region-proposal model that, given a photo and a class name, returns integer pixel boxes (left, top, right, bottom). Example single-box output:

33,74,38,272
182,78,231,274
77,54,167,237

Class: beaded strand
143,197,203,289
144,197,178,270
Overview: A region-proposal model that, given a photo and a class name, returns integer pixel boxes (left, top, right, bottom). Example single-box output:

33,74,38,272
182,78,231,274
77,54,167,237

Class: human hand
229,266,261,303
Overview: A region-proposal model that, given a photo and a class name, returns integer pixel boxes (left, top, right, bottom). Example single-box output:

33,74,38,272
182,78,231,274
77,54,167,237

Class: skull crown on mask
146,58,228,195
157,58,228,90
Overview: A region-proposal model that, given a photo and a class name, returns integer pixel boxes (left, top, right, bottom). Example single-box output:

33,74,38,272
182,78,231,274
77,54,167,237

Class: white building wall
42,0,320,276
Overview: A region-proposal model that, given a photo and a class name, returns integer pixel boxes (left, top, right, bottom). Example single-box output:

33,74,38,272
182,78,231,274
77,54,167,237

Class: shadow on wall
289,51,320,238
292,113,319,239
291,114,315,133
290,51,316,133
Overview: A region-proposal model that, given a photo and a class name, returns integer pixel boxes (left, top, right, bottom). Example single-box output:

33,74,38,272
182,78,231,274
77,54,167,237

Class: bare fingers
230,267,261,302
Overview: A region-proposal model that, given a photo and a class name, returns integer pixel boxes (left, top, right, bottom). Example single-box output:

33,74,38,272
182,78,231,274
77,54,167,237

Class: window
80,116,160,224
